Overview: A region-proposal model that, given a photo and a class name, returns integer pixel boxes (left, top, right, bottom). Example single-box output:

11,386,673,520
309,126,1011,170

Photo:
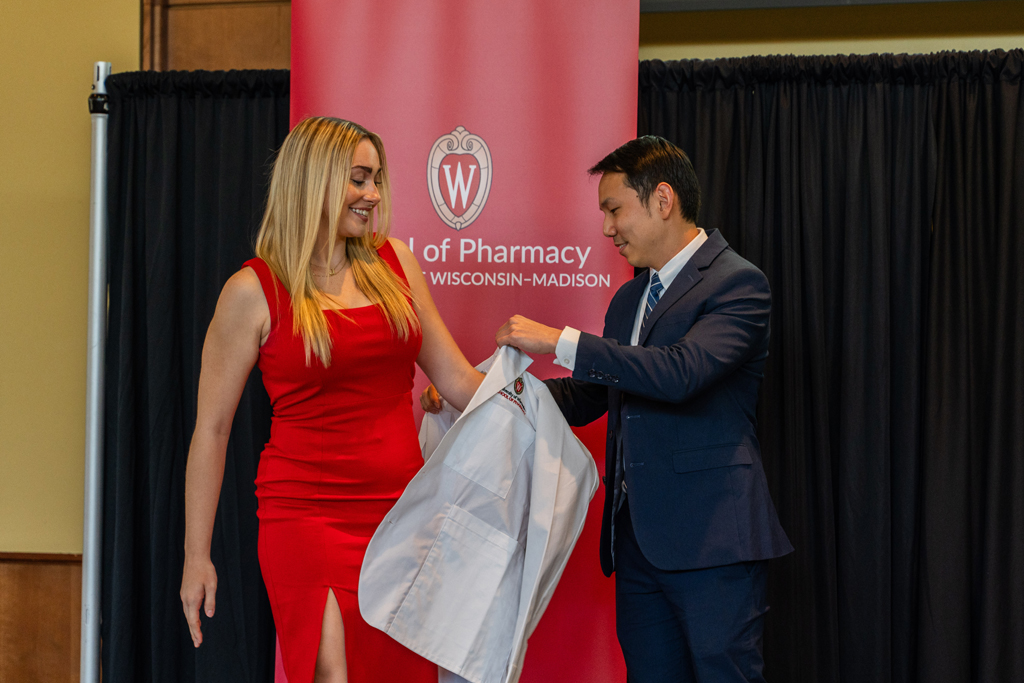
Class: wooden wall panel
142,0,291,71
0,554,82,683
142,0,167,72
165,2,290,71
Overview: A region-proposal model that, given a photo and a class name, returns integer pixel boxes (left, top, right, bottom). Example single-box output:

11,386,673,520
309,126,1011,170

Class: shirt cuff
553,327,581,371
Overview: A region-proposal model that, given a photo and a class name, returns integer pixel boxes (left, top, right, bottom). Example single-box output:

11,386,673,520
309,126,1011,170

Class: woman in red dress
179,117,484,683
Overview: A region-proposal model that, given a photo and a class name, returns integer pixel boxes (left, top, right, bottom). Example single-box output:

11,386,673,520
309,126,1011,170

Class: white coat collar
462,346,534,417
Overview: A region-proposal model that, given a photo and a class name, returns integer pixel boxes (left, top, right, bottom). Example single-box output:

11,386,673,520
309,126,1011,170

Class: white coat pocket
389,504,522,678
446,400,534,498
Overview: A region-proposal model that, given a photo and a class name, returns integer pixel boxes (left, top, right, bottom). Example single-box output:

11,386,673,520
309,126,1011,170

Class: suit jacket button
588,369,596,378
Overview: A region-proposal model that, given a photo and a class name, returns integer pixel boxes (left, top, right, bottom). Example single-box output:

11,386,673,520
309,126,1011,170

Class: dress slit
314,587,348,681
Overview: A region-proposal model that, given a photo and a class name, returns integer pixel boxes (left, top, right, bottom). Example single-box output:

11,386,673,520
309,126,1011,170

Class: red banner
290,2,638,680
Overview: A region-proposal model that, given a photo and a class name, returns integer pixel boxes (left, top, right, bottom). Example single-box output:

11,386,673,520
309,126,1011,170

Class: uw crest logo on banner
427,126,492,231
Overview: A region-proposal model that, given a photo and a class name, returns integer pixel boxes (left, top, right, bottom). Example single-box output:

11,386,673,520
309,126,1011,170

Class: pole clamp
88,93,109,114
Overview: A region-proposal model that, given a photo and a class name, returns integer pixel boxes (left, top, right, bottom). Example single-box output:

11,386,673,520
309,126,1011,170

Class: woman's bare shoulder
387,236,414,259
217,267,270,327
388,238,422,278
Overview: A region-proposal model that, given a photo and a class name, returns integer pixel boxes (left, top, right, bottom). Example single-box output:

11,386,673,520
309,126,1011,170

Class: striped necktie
640,271,664,338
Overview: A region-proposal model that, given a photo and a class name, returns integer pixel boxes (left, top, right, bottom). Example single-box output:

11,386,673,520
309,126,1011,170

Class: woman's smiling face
332,137,382,239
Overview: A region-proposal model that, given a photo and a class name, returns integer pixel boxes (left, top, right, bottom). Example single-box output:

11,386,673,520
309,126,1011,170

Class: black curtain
102,70,290,683
639,51,1023,683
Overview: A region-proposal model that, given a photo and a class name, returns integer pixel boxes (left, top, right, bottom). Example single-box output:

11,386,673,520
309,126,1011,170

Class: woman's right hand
181,555,218,647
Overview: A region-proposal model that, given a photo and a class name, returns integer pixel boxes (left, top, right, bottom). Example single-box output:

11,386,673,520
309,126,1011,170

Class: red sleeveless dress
245,241,436,683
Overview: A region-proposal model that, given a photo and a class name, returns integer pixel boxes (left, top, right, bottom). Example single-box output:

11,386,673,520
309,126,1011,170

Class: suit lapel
638,229,729,346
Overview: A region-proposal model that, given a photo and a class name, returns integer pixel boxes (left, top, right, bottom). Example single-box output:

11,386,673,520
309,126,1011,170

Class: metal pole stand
81,60,111,683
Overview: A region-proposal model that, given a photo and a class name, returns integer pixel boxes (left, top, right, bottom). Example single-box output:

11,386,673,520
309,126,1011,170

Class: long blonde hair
255,116,419,367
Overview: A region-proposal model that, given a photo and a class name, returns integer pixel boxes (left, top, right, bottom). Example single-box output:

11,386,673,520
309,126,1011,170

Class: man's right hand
495,315,561,355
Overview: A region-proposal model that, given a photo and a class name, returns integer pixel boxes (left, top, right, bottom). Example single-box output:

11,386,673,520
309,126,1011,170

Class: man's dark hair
588,136,701,223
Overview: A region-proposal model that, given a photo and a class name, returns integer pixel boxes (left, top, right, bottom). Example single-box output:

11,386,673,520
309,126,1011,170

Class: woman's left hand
420,384,443,413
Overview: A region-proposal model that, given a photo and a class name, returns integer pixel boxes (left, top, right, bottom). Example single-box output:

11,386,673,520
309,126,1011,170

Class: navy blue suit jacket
546,229,793,576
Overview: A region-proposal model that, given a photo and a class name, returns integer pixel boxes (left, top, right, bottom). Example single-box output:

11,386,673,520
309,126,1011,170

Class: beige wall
640,1,1024,60
0,0,138,553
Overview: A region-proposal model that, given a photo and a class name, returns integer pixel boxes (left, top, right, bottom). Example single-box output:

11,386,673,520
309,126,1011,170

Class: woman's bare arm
180,267,269,647
391,238,484,412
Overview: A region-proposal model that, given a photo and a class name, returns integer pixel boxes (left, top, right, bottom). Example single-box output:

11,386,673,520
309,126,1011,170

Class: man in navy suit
494,136,793,682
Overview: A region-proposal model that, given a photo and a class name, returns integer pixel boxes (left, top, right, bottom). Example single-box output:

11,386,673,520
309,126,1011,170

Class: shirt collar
651,228,707,292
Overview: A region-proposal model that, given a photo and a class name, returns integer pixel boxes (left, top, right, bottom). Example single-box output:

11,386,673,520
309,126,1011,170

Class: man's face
597,172,663,270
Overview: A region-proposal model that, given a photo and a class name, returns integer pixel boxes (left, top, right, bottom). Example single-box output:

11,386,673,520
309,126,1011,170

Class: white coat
358,346,598,683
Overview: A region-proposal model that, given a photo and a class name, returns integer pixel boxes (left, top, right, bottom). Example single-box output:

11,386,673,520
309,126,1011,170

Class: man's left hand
496,315,561,355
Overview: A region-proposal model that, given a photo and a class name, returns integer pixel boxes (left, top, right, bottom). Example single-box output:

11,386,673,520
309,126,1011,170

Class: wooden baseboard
0,552,82,563
0,554,82,683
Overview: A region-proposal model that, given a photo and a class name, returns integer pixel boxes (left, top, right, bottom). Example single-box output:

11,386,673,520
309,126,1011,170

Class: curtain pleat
920,53,1024,683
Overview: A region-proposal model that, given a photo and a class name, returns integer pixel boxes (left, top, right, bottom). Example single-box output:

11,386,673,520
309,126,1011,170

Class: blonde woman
179,117,483,683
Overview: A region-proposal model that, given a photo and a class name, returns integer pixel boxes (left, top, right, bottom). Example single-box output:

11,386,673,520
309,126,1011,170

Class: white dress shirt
554,228,707,369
